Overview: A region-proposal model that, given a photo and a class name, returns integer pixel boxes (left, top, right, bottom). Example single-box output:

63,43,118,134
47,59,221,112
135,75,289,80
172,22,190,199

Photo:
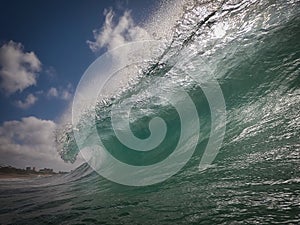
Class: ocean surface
1,0,300,224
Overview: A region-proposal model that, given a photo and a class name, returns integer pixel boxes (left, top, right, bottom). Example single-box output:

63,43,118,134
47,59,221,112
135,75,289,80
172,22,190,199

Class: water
1,0,300,224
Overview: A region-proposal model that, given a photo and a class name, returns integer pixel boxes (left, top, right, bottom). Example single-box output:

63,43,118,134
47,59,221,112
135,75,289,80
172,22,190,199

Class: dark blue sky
0,0,159,123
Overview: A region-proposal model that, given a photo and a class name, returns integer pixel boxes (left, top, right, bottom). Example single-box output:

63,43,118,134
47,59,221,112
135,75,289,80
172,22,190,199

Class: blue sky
0,0,159,122
0,0,160,171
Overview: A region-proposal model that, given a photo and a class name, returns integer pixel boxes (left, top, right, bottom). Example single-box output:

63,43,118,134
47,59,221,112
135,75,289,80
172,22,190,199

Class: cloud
0,117,82,171
61,89,72,100
15,93,38,109
87,9,151,51
0,41,42,95
47,87,59,97
47,84,73,100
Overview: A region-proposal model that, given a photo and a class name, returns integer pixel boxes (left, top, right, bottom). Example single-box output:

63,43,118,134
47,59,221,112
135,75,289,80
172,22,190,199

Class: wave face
1,0,300,224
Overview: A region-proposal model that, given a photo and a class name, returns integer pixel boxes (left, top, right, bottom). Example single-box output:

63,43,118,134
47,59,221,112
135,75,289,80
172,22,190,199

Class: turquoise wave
57,0,300,173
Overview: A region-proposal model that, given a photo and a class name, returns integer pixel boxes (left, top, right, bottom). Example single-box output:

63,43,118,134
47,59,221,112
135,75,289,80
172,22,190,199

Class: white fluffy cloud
15,93,38,109
0,117,82,171
0,41,42,95
47,84,73,100
87,9,151,51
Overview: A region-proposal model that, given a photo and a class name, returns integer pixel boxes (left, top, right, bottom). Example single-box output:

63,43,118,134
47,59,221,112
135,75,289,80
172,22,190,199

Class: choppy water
1,0,300,224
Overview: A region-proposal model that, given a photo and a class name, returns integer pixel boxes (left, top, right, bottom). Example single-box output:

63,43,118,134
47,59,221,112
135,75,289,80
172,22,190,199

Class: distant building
26,167,31,171
58,171,68,174
39,168,54,174
32,167,36,172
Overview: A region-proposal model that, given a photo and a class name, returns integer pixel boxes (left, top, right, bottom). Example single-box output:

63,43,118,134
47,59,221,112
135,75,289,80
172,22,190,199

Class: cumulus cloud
15,93,38,109
47,84,73,100
0,117,82,171
87,9,151,51
0,41,42,95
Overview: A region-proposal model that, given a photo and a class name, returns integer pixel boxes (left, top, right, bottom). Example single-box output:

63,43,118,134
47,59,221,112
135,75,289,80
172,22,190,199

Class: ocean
1,0,300,224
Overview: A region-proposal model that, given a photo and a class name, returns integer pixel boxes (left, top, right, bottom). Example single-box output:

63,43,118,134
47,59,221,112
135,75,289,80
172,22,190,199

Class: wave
56,0,300,181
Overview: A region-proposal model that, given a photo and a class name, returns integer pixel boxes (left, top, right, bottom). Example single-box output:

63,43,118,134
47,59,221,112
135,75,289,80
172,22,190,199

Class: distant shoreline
0,165,68,179
0,172,53,179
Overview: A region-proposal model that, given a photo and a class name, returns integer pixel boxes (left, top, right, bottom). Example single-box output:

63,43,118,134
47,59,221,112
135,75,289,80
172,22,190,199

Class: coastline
0,173,53,179
0,166,68,180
